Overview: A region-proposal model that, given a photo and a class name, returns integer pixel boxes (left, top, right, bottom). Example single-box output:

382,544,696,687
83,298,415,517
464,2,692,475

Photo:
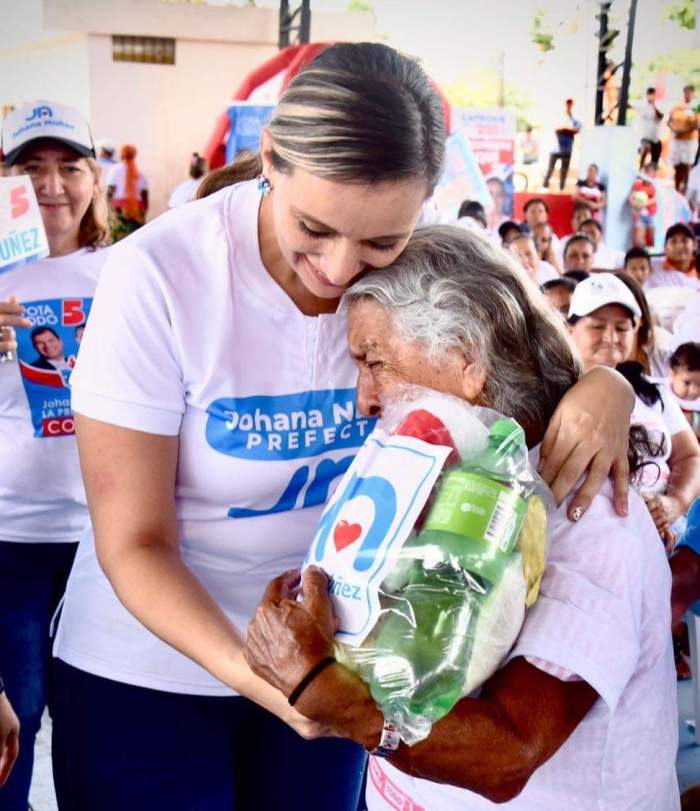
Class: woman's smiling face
264,155,428,301
569,304,636,372
14,140,96,249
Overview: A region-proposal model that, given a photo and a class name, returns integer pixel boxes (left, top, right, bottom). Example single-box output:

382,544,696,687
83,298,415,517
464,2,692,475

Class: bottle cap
489,418,524,447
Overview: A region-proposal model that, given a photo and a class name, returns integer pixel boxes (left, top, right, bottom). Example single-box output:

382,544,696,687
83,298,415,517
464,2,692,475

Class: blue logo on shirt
206,389,376,520
205,389,373,461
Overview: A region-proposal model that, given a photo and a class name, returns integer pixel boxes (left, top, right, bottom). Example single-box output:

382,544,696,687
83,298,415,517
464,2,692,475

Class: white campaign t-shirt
0,248,107,543
631,384,693,497
54,180,373,695
366,483,678,811
105,162,149,197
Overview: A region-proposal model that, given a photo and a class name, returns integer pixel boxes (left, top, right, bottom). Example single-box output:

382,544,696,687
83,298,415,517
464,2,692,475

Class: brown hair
615,272,655,374
196,150,262,199
80,157,112,249
202,42,445,198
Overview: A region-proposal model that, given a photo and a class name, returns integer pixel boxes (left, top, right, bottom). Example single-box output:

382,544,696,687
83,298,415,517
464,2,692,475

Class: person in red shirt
628,164,658,248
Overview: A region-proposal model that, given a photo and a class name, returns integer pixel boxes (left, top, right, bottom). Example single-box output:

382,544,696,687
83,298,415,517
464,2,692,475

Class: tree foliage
530,8,555,52
665,0,696,29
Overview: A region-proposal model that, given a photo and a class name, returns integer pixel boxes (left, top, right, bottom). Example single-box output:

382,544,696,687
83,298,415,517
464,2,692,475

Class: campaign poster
433,130,492,218
225,103,275,162
0,176,49,275
451,108,517,230
14,297,92,438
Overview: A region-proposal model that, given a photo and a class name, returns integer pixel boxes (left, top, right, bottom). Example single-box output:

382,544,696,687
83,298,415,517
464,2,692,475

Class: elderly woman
245,226,678,809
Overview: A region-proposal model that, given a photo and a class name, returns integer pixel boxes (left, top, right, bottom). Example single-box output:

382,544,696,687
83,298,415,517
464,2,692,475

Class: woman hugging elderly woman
245,226,679,810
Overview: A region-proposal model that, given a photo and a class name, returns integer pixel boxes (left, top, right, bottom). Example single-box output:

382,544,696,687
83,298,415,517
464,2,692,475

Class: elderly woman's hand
245,567,336,699
539,367,633,521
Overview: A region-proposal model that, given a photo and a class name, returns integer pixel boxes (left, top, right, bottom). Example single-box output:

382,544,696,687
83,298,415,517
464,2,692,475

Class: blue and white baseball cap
568,273,642,321
1,100,95,166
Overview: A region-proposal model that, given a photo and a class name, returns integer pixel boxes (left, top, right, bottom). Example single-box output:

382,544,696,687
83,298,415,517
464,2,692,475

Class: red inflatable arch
203,42,451,169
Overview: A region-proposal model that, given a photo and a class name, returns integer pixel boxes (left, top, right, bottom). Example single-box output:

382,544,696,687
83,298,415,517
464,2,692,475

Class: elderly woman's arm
246,569,598,804
540,366,634,521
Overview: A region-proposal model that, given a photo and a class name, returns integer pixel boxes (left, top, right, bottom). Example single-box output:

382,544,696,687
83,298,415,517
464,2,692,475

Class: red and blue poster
14,297,92,437
0,177,49,275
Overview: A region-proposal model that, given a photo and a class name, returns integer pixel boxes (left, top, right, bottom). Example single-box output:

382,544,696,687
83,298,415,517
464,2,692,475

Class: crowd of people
0,40,699,811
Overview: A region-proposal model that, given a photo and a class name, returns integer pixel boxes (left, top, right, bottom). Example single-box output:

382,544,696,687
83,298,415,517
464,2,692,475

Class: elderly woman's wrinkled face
347,299,484,418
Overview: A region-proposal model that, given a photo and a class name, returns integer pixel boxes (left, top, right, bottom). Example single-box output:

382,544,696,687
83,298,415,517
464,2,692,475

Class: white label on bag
304,427,450,646
0,176,49,274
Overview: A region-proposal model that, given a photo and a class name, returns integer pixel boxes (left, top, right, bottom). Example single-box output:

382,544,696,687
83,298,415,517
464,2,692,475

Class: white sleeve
139,173,149,192
70,240,185,435
660,385,694,437
507,505,641,712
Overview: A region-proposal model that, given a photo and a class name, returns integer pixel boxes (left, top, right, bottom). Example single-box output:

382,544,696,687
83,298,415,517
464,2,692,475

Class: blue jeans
0,540,78,811
52,659,367,810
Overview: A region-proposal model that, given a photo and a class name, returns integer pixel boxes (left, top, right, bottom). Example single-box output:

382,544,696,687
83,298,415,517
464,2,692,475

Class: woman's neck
48,232,81,258
257,195,340,317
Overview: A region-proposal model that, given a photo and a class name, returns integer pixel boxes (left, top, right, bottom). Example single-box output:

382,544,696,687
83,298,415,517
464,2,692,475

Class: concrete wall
86,34,277,215
0,0,90,116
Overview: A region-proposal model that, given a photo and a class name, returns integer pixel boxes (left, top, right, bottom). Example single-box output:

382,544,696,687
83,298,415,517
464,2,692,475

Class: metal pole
616,0,638,127
299,0,311,44
595,1,612,125
279,0,290,49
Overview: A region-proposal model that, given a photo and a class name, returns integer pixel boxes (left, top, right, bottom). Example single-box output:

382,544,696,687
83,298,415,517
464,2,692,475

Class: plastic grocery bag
303,386,551,744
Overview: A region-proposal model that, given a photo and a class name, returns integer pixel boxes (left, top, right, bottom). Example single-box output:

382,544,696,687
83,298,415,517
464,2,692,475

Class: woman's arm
245,569,597,804
646,430,700,531
141,189,149,214
75,414,327,738
539,366,634,521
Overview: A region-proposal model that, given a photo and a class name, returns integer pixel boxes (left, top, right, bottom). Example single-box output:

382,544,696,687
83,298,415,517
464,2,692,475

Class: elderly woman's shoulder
545,486,664,571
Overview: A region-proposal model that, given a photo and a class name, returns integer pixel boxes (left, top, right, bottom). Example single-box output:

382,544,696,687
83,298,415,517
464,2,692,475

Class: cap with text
568,273,642,320
1,100,95,166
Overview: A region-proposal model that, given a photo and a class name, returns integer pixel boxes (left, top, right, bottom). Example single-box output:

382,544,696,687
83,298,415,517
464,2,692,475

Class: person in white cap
95,138,117,178
0,99,111,808
568,273,700,545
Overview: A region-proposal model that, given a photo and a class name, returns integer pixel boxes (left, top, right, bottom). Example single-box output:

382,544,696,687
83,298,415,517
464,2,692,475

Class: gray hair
344,226,582,438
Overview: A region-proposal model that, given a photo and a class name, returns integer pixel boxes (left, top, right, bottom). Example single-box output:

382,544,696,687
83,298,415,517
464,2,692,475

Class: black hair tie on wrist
288,656,336,707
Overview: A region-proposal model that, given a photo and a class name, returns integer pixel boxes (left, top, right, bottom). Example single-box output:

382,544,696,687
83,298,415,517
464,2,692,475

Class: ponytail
196,150,262,199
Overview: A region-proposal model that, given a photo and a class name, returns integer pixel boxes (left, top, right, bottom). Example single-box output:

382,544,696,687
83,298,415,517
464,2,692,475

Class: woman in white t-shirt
0,100,111,809
568,273,700,545
243,228,679,810
54,44,636,811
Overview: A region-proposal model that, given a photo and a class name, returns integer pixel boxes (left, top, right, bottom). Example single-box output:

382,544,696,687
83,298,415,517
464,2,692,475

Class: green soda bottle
370,419,529,724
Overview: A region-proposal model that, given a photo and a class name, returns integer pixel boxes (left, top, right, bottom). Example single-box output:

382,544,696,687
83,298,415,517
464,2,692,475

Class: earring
257,174,272,197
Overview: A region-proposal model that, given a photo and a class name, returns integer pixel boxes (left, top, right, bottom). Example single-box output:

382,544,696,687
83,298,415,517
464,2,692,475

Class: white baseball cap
1,100,95,166
568,273,642,321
